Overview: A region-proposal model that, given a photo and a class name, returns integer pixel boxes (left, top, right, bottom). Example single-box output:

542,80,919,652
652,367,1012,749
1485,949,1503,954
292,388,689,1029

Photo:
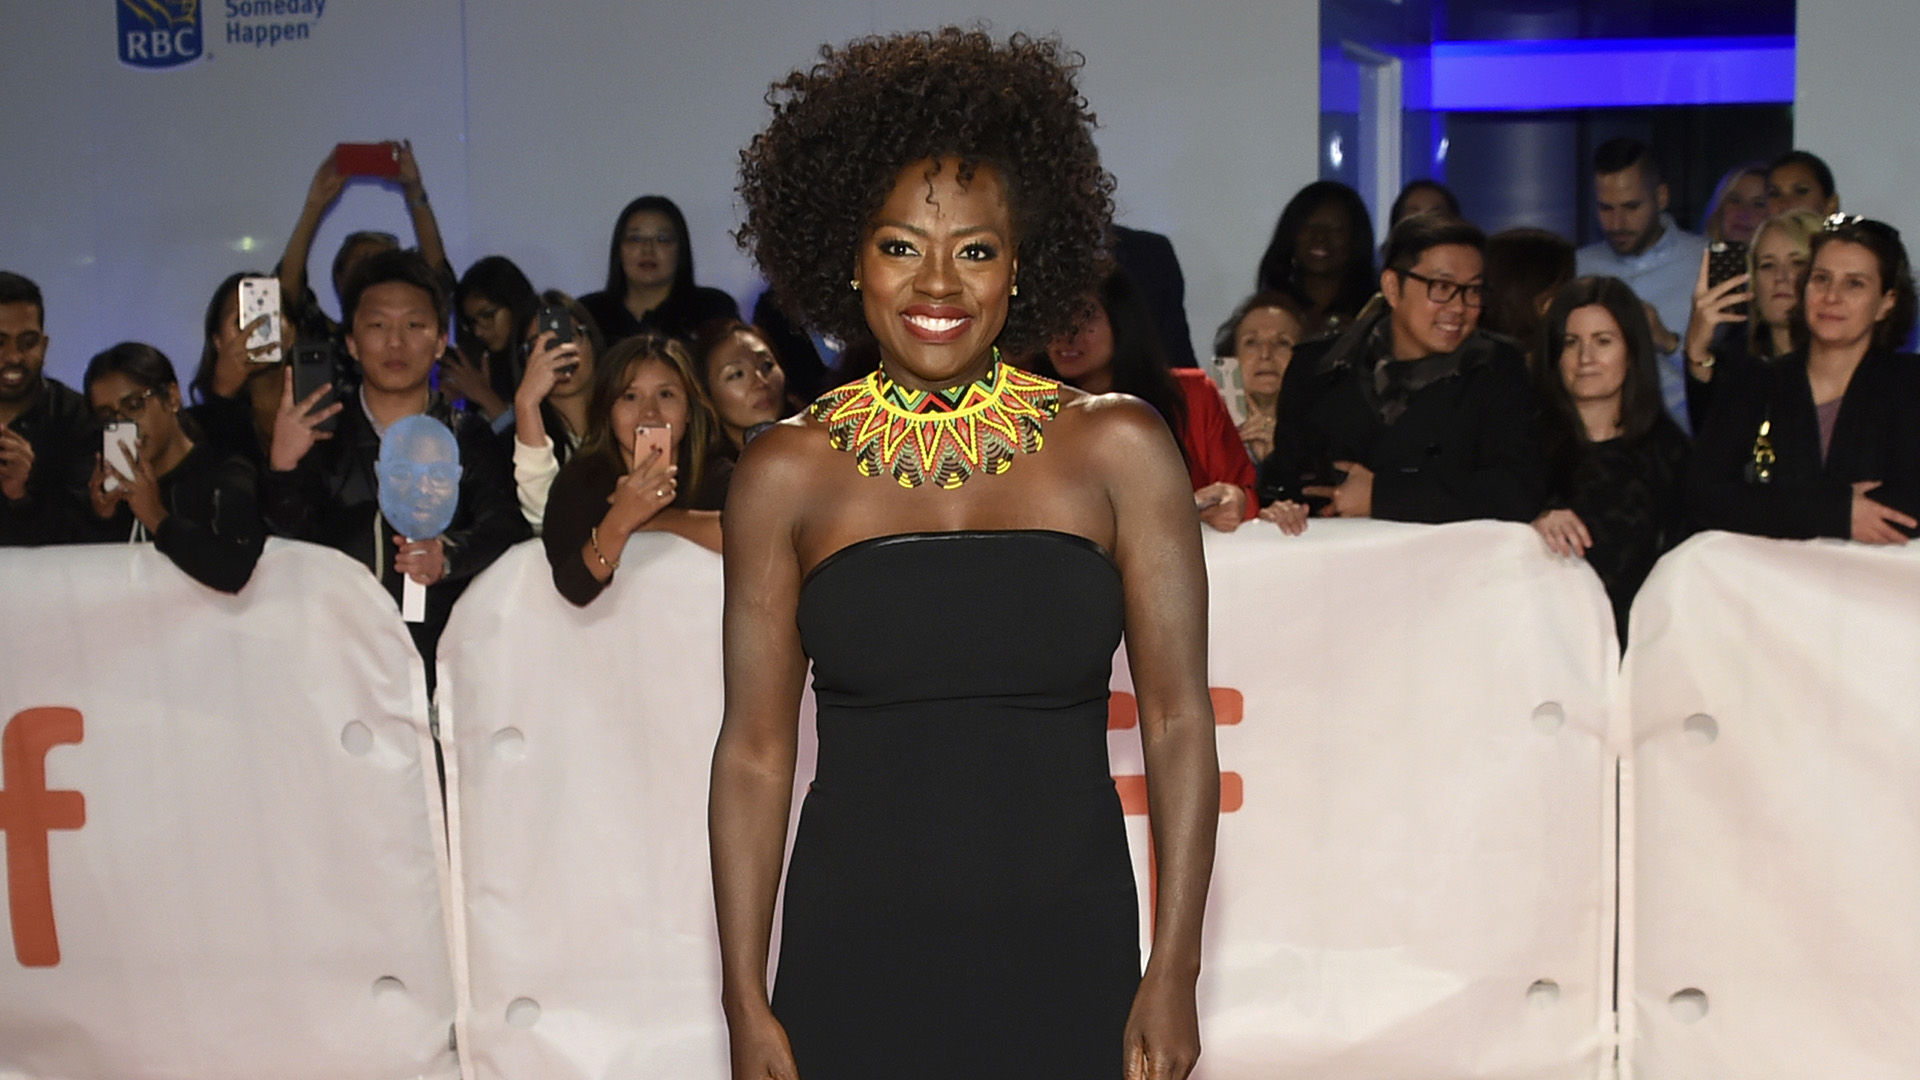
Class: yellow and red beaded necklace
810,354,1062,489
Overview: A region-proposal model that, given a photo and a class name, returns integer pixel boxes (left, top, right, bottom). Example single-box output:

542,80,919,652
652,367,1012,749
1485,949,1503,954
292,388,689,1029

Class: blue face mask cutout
377,415,461,539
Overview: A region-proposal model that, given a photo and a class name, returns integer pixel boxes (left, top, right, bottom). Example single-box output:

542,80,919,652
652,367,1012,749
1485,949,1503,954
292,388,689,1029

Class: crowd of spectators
3,139,1914,656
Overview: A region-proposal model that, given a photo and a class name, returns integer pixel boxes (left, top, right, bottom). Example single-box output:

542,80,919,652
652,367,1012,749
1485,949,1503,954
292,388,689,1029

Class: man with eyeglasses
0,271,94,545
262,249,527,684
1575,138,1708,431
1256,214,1545,531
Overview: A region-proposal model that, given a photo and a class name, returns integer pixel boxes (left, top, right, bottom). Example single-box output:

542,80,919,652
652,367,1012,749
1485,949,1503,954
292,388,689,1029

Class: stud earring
1010,282,1019,297
850,278,861,291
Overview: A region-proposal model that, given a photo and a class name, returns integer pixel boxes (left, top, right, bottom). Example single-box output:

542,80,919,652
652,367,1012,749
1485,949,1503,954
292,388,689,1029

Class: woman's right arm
710,427,810,1080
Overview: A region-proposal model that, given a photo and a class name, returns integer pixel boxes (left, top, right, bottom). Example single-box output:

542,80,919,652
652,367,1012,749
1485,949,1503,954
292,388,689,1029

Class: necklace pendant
811,359,1061,489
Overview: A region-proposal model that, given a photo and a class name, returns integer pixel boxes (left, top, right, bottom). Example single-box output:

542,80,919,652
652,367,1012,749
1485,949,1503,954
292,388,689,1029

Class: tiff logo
0,708,86,967
1109,688,1243,928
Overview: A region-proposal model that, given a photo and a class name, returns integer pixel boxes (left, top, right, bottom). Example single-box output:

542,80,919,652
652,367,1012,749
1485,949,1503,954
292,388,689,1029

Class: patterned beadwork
810,360,1062,489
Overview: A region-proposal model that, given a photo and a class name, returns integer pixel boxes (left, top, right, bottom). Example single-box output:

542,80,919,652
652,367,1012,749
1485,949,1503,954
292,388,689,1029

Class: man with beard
1574,138,1708,431
0,272,93,545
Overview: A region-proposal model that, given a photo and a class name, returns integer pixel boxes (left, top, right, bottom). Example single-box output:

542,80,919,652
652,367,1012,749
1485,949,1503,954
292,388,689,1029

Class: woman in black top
541,333,729,606
1254,181,1376,340
443,255,539,423
1681,209,1823,432
1688,216,1920,543
1533,278,1690,640
186,270,284,465
578,195,739,346
84,342,264,593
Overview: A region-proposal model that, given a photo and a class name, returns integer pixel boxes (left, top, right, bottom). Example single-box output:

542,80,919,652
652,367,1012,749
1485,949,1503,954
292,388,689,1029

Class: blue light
1430,36,1794,111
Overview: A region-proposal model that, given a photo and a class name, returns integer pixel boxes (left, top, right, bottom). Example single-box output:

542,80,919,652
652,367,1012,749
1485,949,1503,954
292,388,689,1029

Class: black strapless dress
774,530,1141,1079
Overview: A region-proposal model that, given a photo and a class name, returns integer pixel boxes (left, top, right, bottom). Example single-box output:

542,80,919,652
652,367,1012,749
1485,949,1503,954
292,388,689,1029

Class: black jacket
1687,349,1920,540
261,392,531,665
1257,309,1546,523
79,443,265,594
0,377,95,545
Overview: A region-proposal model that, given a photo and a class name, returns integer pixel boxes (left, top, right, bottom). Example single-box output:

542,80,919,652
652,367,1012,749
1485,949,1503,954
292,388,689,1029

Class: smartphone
102,422,139,493
237,276,283,364
335,141,400,178
290,342,339,434
634,423,673,466
534,301,578,375
1708,240,1750,319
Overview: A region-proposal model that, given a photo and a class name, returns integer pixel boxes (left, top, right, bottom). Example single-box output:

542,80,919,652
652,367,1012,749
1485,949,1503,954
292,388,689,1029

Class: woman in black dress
710,29,1219,1080
1531,277,1690,640
1687,215,1920,542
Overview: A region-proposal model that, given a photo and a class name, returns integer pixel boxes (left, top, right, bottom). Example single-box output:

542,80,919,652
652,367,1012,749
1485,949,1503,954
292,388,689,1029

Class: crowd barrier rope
6,524,1911,1077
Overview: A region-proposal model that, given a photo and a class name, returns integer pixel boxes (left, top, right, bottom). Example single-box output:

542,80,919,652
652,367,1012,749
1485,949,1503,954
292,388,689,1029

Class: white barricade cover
1624,532,1920,1079
0,540,456,1080
437,537,738,1080
1167,521,1618,1079
443,523,1617,1080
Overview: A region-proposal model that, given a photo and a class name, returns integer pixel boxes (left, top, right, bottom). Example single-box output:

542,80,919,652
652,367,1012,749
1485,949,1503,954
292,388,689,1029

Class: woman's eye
878,238,915,257
959,243,998,261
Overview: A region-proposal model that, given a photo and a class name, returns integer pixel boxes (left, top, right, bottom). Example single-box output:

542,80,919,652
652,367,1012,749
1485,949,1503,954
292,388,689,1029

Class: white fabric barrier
1623,532,1920,1079
439,521,1619,1079
0,540,456,1080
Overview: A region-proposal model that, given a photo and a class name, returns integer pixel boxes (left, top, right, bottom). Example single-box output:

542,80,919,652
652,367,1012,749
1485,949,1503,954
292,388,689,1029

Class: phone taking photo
634,423,673,467
237,276,283,364
1708,240,1750,319
534,302,578,375
335,141,400,178
102,422,139,493
290,342,339,434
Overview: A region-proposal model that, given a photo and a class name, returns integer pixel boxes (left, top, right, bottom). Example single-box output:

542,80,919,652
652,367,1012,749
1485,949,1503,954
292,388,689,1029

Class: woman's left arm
1097,400,1221,1080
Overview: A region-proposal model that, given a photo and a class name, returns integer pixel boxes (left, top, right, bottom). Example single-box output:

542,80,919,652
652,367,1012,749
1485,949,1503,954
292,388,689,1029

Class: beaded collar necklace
810,354,1062,489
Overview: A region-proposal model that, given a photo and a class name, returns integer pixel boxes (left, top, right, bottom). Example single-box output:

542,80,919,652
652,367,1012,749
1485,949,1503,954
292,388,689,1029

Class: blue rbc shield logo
118,0,203,69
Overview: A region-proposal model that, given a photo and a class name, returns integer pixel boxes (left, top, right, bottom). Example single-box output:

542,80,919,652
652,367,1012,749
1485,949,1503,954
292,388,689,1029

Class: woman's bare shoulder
1054,386,1181,462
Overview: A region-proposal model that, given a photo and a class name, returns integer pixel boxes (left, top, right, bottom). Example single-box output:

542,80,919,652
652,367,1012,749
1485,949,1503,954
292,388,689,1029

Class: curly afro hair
737,28,1116,356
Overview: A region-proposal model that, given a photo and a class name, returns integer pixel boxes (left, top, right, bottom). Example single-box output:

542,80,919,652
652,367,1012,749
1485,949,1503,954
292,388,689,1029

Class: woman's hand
725,1003,800,1080
1851,481,1917,545
1194,482,1246,533
88,453,125,520
393,536,448,585
1122,965,1202,1080
1532,507,1593,557
304,150,346,212
212,313,281,398
1685,249,1750,380
601,448,677,539
1303,460,1373,519
268,365,341,472
1258,499,1309,536
515,333,578,414
439,348,508,420
1236,413,1274,463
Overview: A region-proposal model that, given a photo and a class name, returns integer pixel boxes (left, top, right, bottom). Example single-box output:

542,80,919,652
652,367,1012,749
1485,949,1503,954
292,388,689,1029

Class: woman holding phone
712,29,1218,1080
84,342,264,593
539,333,727,605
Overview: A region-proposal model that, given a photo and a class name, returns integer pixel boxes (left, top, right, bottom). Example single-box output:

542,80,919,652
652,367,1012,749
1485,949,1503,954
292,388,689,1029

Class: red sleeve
1173,369,1258,518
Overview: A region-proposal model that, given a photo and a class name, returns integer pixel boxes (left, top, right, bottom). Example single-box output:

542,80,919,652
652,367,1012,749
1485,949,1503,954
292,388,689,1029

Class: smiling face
858,158,1017,390
1383,243,1484,359
1233,304,1301,398
609,356,691,467
1595,164,1666,256
0,301,47,405
1768,162,1837,217
705,328,785,443
1558,303,1630,414
1294,199,1352,277
1715,173,1770,245
1045,298,1114,392
1803,239,1895,350
1752,224,1811,331
346,280,446,397
619,210,681,293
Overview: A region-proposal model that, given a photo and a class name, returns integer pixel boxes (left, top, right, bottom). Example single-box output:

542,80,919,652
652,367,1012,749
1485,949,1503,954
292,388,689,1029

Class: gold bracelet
589,526,619,573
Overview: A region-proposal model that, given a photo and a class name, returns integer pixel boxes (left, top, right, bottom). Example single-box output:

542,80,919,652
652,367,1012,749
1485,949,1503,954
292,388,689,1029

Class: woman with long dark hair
1034,269,1256,530
84,342,264,593
443,255,538,422
1688,216,1920,543
539,333,727,605
508,290,604,531
578,195,739,346
1255,180,1377,339
1532,277,1690,639
186,270,284,464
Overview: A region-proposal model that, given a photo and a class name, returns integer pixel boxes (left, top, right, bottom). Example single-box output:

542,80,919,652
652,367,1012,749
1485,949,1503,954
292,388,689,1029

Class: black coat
1686,349,1920,540
79,442,265,594
261,393,531,667
1256,311,1546,523
0,377,95,545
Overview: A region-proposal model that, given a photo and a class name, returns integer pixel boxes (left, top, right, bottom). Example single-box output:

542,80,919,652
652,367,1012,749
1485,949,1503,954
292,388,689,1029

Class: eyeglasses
1398,269,1486,308
1824,213,1902,242
94,386,158,423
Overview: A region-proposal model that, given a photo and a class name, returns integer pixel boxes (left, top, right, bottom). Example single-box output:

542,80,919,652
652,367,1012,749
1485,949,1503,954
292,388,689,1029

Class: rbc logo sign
118,0,203,69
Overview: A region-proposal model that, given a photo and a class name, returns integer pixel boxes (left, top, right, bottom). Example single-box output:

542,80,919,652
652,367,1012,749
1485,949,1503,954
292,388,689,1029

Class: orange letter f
0,708,85,967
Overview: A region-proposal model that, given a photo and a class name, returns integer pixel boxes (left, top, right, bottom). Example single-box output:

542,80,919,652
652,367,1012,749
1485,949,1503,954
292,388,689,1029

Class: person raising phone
540,333,728,606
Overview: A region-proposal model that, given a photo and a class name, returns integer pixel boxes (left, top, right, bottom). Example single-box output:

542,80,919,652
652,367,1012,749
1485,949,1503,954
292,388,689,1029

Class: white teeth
905,314,965,333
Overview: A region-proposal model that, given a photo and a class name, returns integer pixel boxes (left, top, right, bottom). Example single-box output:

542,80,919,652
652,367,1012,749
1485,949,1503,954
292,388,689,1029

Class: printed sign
117,0,204,69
